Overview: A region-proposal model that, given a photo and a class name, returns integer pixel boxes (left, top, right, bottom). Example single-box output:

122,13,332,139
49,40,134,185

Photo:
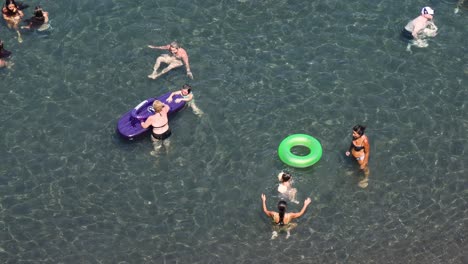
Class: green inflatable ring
278,134,322,168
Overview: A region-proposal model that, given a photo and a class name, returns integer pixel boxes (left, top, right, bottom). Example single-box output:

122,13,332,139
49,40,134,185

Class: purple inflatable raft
117,91,186,139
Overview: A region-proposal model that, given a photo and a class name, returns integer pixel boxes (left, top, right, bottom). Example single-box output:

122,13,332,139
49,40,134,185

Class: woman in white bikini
345,125,370,188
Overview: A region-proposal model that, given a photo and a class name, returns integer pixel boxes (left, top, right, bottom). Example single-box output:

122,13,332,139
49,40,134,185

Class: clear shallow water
1,0,467,263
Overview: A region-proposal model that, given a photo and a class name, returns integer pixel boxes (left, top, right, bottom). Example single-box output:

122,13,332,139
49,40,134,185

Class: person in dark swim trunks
21,5,48,30
261,194,312,239
345,125,370,188
140,100,171,154
402,6,435,40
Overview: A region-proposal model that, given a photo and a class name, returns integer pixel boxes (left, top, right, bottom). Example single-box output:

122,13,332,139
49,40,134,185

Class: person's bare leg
148,56,166,79
189,101,204,116
359,167,370,188
151,61,183,79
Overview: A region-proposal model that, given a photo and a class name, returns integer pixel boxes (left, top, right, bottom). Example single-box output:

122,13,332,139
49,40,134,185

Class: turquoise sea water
1,0,467,263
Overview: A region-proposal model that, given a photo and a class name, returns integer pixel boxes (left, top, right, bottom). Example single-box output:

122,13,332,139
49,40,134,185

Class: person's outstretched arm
147,44,170,50
289,198,312,219
261,194,274,218
166,91,180,103
179,49,193,79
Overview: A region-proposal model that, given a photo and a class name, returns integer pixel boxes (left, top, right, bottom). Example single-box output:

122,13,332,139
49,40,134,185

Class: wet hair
182,84,192,94
353,125,366,136
277,201,287,226
152,100,165,113
169,41,179,49
5,1,18,15
280,172,291,182
5,0,16,6
34,6,43,18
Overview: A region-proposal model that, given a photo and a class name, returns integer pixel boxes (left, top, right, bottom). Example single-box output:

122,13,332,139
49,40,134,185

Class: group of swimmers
261,124,370,239
261,5,447,239
136,38,207,155
0,0,49,67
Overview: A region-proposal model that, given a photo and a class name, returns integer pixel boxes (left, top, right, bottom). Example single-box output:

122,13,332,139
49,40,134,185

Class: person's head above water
181,84,192,95
352,125,366,138
277,200,287,211
34,6,44,18
421,6,434,19
278,172,292,182
152,100,165,113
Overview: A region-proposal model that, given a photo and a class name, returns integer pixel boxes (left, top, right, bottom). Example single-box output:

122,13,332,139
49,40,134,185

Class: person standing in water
402,6,436,40
261,194,312,239
147,41,193,80
140,100,171,154
2,1,24,43
345,125,370,188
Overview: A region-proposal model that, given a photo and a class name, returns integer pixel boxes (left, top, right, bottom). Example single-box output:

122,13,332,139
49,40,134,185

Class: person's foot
271,231,278,240
286,231,291,239
148,72,159,79
291,199,299,204
358,178,369,188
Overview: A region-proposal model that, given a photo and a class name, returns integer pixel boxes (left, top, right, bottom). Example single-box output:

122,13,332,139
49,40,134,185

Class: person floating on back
147,41,193,80
261,193,312,239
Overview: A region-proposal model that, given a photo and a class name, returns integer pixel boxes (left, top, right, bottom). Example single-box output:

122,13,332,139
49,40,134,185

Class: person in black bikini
261,194,312,239
140,100,171,154
345,125,370,188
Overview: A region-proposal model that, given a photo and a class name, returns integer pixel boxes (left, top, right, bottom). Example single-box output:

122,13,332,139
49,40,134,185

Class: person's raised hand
261,193,267,202
304,197,312,206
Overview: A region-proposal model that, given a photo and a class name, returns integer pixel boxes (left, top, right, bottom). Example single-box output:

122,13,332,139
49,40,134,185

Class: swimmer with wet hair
21,5,49,30
261,194,312,239
277,172,299,204
2,0,24,42
166,84,204,116
345,125,370,188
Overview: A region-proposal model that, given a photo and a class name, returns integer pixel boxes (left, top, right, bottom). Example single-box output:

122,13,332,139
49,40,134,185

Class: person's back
22,6,48,30
261,194,312,239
